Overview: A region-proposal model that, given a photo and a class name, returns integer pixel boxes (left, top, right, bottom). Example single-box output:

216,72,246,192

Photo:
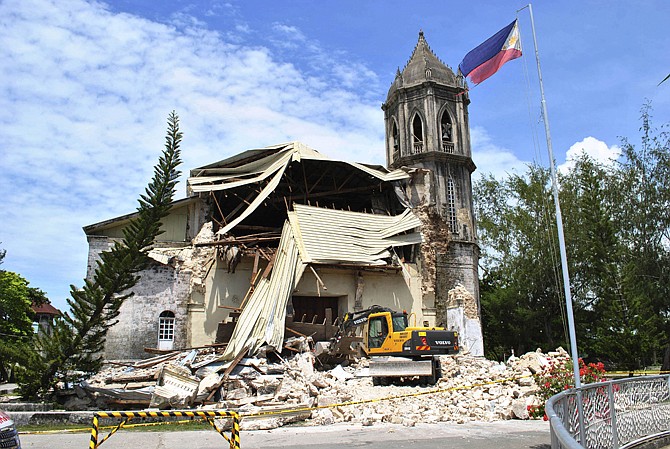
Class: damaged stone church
84,32,484,362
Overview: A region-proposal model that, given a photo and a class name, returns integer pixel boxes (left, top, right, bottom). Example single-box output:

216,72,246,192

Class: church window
391,120,399,158
158,310,175,350
447,178,458,234
411,114,424,154
440,111,454,153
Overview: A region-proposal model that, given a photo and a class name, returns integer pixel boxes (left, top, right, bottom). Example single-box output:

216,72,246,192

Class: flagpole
520,3,582,389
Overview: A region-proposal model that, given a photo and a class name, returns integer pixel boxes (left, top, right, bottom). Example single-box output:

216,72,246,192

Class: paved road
20,420,551,449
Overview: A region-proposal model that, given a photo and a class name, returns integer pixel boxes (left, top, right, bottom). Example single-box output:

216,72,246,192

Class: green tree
561,156,624,357
475,165,567,359
610,105,670,369
0,245,50,382
17,112,183,399
476,104,670,370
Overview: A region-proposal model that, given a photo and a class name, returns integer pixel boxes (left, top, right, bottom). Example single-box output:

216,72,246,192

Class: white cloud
0,0,385,311
470,126,529,180
558,137,621,174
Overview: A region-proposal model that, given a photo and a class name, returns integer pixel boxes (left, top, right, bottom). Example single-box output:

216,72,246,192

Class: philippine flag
459,20,522,85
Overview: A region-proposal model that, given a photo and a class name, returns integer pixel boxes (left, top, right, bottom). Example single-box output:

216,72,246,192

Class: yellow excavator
328,306,459,385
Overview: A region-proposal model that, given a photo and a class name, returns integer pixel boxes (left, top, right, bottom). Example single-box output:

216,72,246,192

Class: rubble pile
71,343,569,429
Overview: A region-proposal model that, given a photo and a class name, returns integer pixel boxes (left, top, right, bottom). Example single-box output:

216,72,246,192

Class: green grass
19,418,228,434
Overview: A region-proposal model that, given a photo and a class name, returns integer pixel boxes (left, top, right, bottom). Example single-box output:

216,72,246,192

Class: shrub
528,357,606,419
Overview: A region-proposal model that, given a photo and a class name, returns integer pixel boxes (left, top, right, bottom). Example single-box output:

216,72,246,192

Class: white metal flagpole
520,3,582,389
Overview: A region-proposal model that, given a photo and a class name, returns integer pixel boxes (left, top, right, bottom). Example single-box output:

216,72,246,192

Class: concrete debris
149,365,200,408
74,341,570,430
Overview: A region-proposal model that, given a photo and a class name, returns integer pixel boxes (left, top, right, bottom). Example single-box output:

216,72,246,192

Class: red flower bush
529,357,606,419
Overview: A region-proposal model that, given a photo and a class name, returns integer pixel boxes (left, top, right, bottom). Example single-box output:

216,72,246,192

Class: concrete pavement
19,420,551,449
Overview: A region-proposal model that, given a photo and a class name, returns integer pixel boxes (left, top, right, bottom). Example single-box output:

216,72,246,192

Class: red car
0,411,21,449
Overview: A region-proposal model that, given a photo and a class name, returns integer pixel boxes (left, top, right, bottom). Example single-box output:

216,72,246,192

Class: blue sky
1,0,668,312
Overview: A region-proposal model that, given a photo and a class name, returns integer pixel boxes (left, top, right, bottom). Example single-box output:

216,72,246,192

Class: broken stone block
402,418,416,427
310,375,330,389
516,351,548,374
517,375,534,387
249,375,282,395
388,415,403,425
150,366,200,408
313,408,335,425
294,352,315,377
274,375,298,401
361,417,375,426
511,398,530,420
240,417,281,431
313,341,331,356
328,364,353,382
226,387,250,401
316,394,339,407
197,372,222,395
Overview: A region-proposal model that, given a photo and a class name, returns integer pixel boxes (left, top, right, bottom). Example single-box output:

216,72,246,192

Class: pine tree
18,112,183,399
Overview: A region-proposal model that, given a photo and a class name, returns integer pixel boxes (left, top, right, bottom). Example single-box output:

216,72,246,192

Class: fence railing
546,375,670,449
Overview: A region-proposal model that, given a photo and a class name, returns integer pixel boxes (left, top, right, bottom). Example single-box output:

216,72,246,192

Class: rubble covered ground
75,343,571,430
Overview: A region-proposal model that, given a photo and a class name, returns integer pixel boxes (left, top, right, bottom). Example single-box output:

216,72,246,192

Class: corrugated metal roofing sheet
221,221,306,361
288,204,423,265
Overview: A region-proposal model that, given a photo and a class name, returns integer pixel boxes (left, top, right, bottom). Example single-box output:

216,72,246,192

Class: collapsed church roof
186,141,414,240
181,142,426,362
221,204,423,361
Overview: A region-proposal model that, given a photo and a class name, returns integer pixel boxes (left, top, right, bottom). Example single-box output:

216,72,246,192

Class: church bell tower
383,31,482,355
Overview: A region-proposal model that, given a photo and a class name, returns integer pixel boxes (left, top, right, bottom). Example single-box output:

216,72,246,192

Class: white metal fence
546,375,670,449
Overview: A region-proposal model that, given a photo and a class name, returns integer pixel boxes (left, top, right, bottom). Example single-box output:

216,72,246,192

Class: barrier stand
88,410,240,449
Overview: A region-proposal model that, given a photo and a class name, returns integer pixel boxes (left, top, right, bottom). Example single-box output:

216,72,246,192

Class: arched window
391,119,399,157
440,111,454,153
158,310,175,350
447,178,458,234
411,114,424,154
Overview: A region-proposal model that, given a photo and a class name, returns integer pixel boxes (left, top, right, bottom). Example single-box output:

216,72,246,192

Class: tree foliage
0,266,48,382
476,166,566,359
17,112,183,398
476,104,670,369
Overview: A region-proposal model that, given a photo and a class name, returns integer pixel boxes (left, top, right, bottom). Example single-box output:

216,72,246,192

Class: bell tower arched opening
411,113,424,155
440,110,454,154
391,118,400,160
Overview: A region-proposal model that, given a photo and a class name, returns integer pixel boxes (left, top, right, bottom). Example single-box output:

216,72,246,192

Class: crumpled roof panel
221,221,306,361
288,204,422,265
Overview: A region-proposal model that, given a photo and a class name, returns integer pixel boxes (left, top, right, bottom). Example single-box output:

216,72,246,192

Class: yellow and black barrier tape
89,409,240,449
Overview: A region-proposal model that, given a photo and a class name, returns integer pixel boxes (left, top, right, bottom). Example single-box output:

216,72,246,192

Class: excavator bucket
329,335,364,357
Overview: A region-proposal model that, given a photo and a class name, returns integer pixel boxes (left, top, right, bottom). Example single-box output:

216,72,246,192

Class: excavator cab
367,315,388,349
364,310,410,353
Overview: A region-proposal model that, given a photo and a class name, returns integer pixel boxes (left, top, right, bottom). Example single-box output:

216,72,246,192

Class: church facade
83,32,484,360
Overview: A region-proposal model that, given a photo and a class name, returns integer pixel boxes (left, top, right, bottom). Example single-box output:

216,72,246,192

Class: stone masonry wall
104,263,191,360
436,244,483,356
86,235,192,360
